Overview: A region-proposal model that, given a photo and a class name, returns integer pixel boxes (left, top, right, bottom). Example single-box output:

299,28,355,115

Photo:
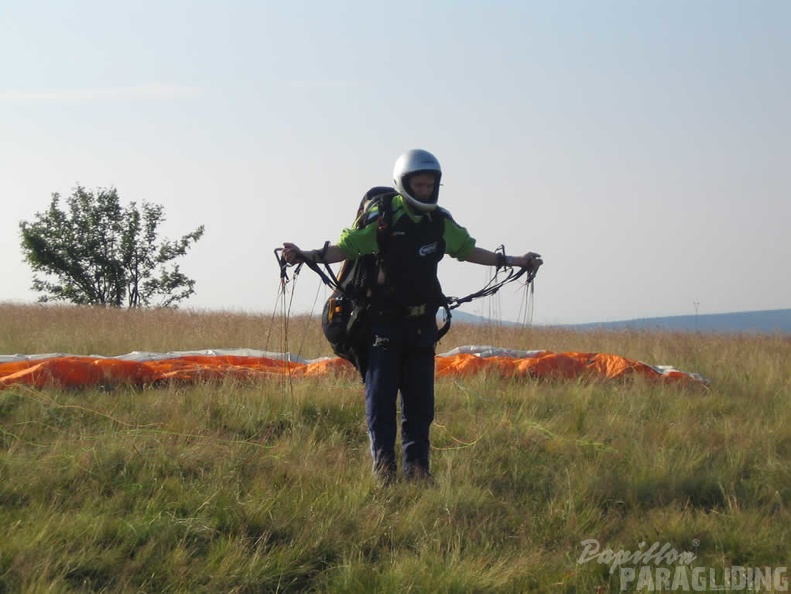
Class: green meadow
1,304,789,593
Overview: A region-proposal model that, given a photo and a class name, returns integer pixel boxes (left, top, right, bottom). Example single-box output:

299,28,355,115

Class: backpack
320,186,398,380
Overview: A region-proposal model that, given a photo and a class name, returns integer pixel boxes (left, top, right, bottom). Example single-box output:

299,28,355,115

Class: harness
275,187,536,379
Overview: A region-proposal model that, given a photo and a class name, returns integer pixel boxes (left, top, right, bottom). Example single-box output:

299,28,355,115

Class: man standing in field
283,149,543,483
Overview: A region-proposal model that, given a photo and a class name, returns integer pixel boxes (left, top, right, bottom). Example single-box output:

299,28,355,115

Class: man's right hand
282,242,305,265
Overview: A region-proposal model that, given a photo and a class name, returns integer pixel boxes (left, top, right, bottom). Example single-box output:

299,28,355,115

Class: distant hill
568,308,791,333
450,308,791,334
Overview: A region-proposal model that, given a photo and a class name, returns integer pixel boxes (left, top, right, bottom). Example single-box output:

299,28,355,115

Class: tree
19,186,205,308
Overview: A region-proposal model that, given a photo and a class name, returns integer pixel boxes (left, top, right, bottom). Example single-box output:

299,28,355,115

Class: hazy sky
2,1,788,325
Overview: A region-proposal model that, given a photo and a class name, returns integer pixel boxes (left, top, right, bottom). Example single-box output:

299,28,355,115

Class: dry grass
6,301,785,363
1,303,790,592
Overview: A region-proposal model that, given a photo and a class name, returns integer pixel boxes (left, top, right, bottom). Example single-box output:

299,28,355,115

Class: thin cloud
0,84,200,102
288,79,362,89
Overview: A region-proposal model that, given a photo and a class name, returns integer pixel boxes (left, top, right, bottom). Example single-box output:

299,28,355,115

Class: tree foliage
19,186,205,308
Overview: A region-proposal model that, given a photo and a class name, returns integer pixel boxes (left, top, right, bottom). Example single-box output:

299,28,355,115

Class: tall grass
1,303,790,592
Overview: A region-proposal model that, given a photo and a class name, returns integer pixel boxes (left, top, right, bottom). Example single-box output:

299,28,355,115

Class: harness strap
446,267,536,310
274,245,342,293
278,246,536,316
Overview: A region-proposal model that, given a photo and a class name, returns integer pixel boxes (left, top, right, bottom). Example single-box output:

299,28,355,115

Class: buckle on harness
405,304,427,318
328,297,345,321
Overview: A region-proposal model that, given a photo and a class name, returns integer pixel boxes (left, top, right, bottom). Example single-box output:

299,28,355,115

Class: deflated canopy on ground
0,346,708,389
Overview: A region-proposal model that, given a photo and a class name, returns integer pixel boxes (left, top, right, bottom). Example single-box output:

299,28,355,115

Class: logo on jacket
419,242,438,257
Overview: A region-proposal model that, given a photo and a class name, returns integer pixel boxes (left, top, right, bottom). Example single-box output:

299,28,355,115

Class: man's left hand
515,252,543,273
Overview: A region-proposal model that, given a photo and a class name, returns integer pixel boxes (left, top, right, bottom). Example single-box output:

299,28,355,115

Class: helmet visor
404,171,440,205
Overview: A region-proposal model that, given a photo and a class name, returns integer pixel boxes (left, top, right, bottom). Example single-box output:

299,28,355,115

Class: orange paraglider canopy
0,346,707,390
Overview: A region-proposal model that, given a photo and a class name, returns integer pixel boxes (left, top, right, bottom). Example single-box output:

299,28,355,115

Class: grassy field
1,303,789,593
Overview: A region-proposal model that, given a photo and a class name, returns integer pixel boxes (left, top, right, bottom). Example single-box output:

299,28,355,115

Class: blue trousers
364,317,437,478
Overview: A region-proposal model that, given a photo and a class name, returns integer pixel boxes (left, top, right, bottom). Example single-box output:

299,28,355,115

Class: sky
1,0,789,326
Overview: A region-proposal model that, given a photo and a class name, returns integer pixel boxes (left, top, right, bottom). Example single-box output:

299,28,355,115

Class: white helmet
392,149,442,213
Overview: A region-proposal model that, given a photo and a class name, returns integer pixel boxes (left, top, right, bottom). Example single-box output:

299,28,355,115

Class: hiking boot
403,465,436,486
372,460,397,486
